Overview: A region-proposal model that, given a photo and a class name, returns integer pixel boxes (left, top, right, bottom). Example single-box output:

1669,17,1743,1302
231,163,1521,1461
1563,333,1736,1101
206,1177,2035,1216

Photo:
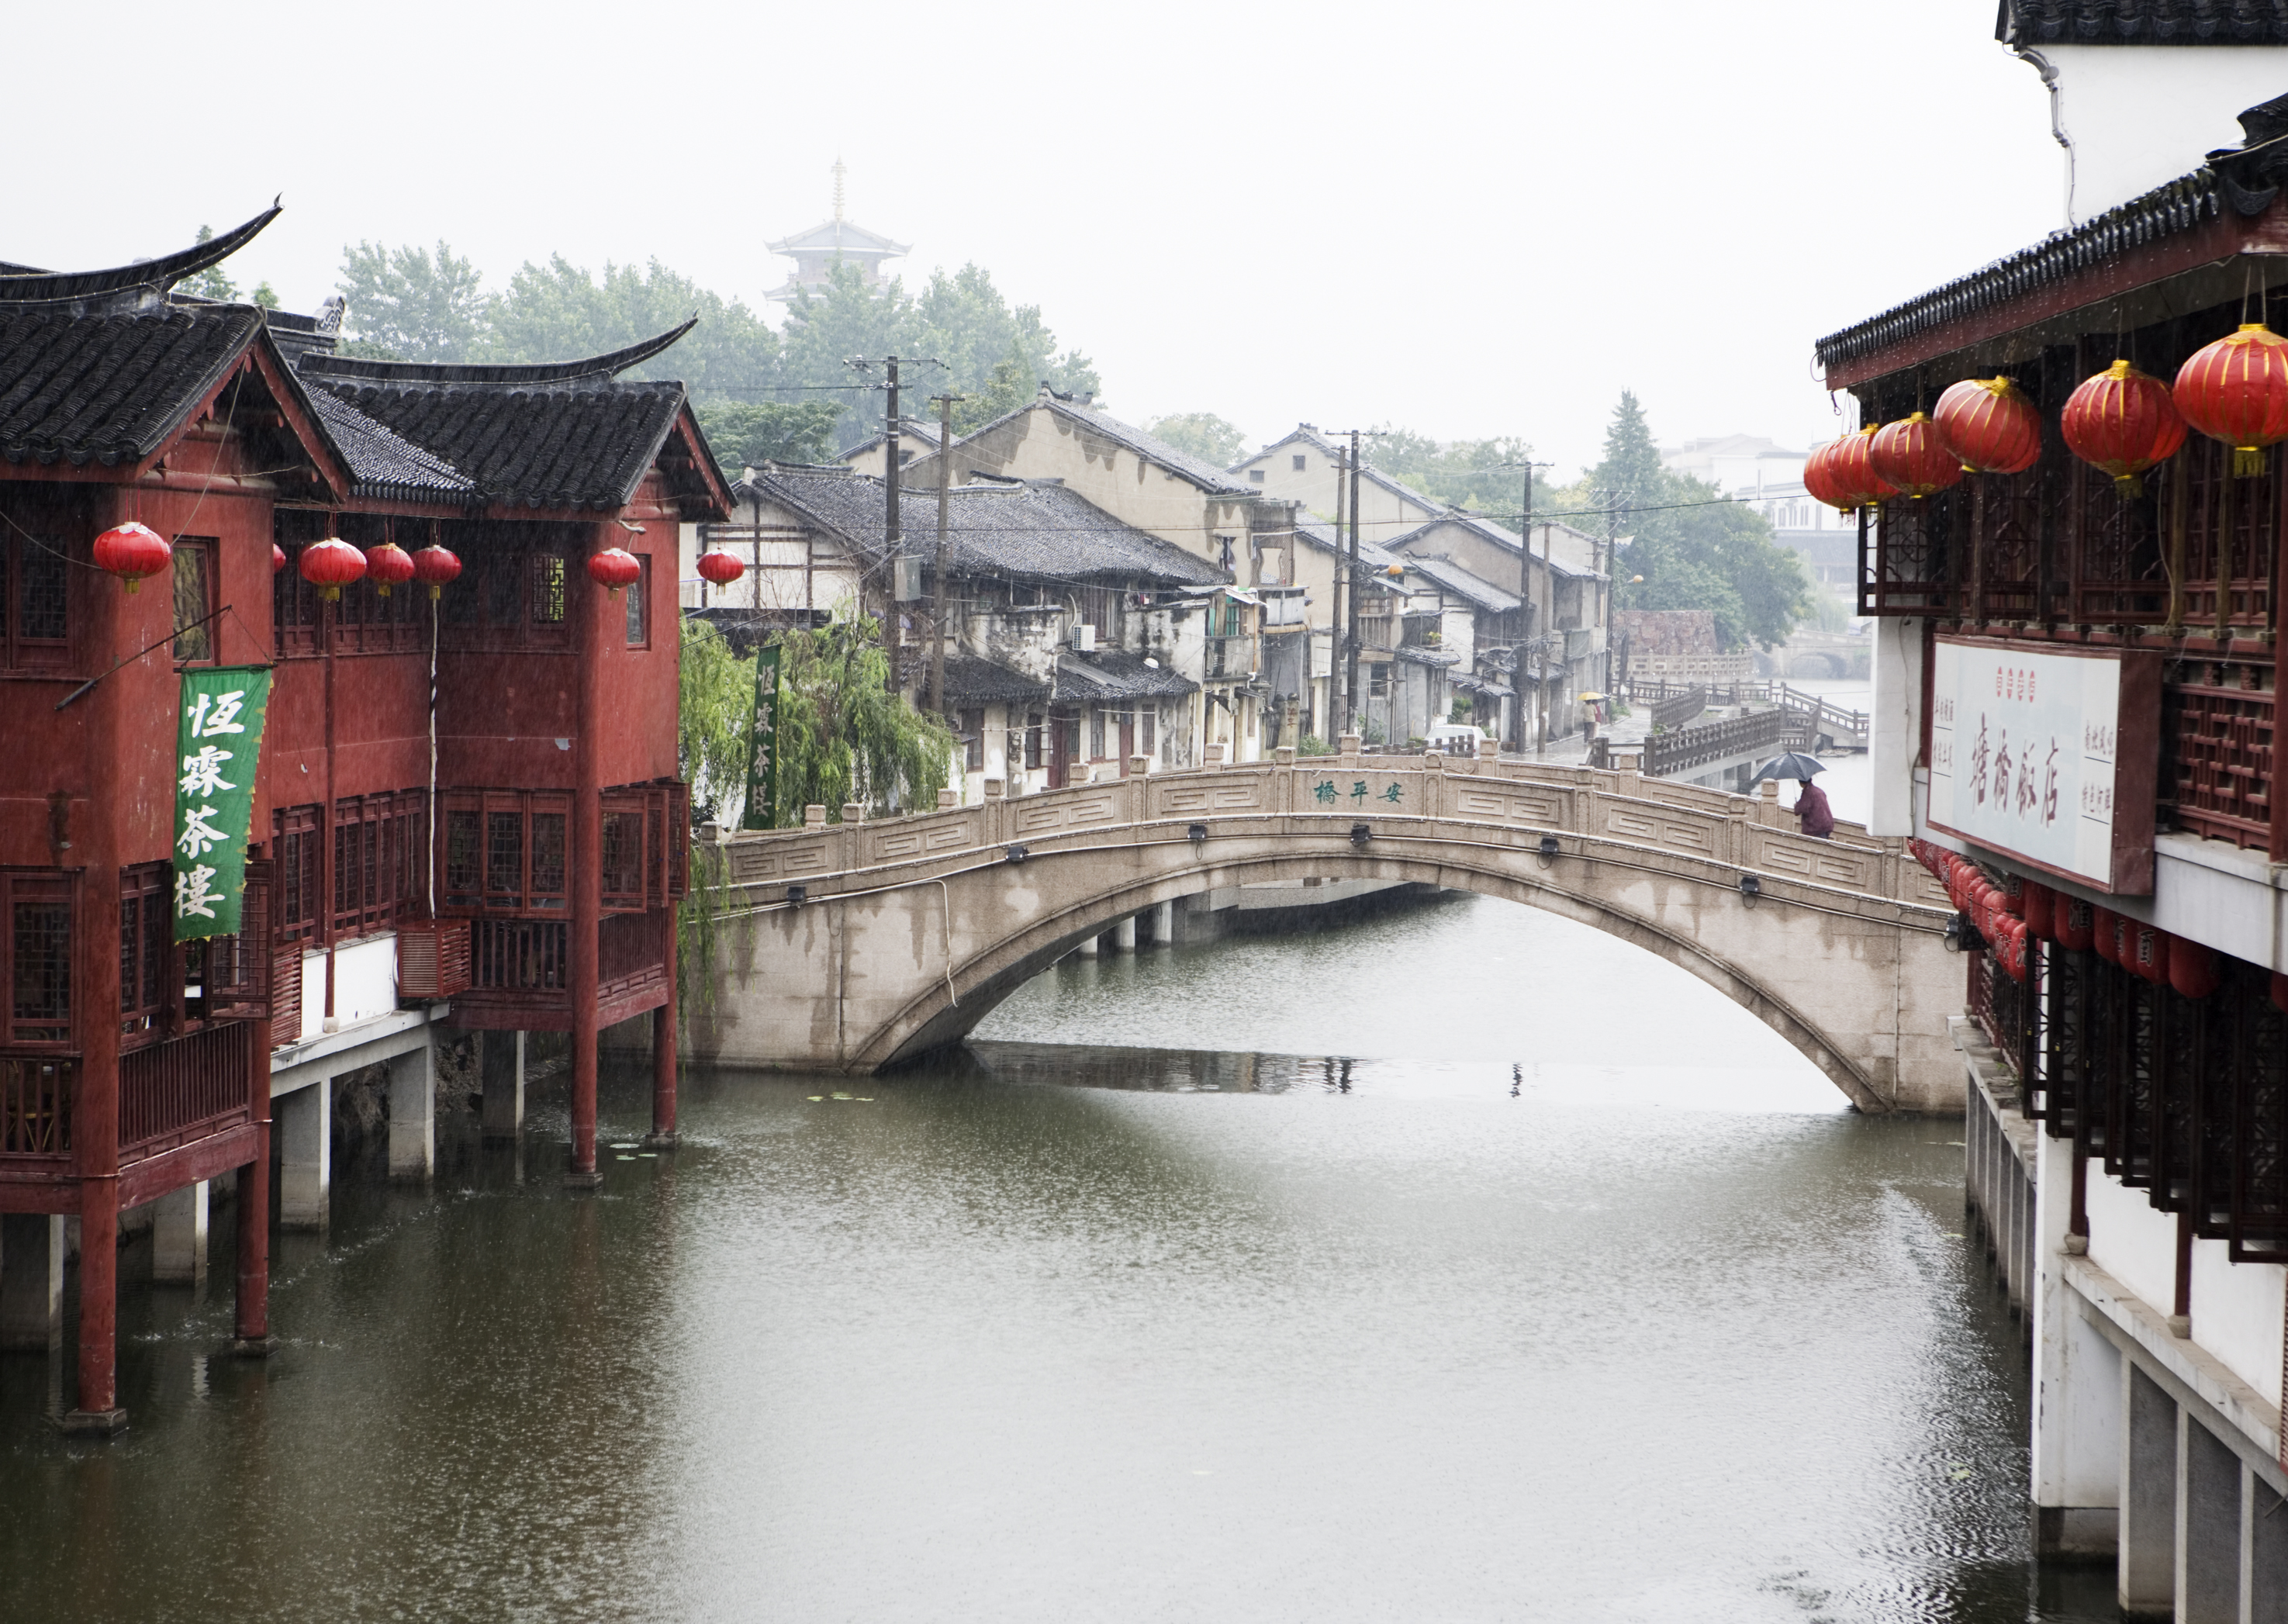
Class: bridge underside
686,761,1962,1112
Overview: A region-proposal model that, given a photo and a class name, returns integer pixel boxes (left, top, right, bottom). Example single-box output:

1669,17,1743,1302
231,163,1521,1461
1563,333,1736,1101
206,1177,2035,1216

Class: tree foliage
336,240,489,362
1371,428,1557,516
1143,413,1249,468
678,618,755,824
332,245,1105,457
772,610,956,821
1557,391,1812,651
691,401,845,477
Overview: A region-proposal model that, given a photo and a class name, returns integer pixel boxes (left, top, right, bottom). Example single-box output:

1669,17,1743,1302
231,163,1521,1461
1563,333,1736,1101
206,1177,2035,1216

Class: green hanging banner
742,644,782,831
172,665,272,942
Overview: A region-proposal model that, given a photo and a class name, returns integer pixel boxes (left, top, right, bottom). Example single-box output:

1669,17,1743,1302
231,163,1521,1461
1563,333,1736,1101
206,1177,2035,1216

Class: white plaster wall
1872,617,1923,837
2188,1242,2285,1407
296,935,399,1037
2085,1170,2184,1318
2042,46,2288,219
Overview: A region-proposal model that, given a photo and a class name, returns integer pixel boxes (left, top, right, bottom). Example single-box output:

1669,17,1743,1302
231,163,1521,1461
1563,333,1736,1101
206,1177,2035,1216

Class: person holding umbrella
1751,752,1833,838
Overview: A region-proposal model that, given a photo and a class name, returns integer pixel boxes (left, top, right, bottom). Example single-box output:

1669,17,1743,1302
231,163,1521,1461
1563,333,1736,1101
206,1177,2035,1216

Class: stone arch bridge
688,755,1964,1112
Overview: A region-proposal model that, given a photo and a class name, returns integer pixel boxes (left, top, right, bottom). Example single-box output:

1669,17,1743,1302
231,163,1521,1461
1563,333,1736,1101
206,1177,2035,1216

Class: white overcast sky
12,0,2065,477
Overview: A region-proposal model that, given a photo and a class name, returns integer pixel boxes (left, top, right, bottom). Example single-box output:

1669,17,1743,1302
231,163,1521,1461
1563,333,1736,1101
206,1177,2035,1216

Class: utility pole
1345,428,1362,739
1536,518,1550,755
928,391,959,717
883,355,901,568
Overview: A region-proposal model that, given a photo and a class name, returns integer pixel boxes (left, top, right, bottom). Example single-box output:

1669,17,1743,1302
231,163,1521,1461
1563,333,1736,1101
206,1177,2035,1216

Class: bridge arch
689,760,1962,1113
869,849,1891,1110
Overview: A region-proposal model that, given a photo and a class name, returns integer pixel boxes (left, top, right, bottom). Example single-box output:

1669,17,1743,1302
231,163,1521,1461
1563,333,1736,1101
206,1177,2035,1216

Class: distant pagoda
764,157,909,302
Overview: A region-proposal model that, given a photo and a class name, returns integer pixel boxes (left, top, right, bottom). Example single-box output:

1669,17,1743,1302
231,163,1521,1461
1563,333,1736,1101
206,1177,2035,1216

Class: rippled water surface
0,890,2114,1622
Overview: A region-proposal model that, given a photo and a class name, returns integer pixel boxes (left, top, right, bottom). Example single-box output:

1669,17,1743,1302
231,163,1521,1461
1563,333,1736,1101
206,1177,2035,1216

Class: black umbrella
1749,752,1827,786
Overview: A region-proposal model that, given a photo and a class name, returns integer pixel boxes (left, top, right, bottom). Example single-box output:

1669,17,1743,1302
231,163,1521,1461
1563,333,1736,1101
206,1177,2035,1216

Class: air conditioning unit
398,919,472,1002
894,555,925,603
1070,623,1097,652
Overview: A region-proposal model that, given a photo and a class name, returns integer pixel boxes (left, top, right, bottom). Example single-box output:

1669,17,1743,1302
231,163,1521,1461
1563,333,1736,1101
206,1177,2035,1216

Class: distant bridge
689,754,1962,1112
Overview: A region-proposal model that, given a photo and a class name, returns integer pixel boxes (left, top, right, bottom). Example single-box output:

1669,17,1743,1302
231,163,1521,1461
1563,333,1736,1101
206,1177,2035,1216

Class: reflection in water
0,891,2116,1622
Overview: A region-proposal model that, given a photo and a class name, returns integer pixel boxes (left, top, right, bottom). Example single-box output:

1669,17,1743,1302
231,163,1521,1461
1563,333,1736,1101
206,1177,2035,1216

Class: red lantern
696,548,745,587
1934,376,2041,475
299,537,367,603
2271,972,2288,1014
2129,922,2169,986
2055,895,2093,952
2004,919,2030,983
2062,359,2186,496
588,548,641,598
2022,880,2055,941
92,521,171,593
2092,905,2120,965
2172,323,2288,479
2169,938,2221,1000
412,545,461,601
1868,412,1965,499
1998,872,2024,916
271,543,287,575
1802,437,1858,514
1819,427,1897,513
366,541,415,598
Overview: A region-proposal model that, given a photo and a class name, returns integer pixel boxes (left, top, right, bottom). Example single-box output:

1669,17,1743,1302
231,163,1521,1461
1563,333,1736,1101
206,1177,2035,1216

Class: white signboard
1927,639,2156,893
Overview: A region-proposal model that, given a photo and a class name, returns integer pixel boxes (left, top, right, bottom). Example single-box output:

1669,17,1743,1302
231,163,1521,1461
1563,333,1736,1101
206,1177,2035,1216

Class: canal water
1,724,2120,1620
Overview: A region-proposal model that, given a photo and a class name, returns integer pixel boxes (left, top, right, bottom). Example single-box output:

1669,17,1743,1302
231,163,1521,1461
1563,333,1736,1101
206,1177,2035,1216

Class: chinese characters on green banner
173,666,271,942
741,644,781,831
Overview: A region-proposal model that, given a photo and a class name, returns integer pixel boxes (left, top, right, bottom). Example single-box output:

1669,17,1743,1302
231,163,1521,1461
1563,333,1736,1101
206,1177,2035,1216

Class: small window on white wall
1291,454,1306,471
1249,469,1265,483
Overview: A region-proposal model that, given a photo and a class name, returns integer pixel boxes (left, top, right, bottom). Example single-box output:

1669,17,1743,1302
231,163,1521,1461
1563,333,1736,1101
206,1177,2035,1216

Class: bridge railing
709,752,1951,923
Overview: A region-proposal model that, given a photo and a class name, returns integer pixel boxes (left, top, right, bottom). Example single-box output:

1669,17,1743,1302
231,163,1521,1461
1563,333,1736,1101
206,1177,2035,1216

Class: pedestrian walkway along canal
1,891,2114,1621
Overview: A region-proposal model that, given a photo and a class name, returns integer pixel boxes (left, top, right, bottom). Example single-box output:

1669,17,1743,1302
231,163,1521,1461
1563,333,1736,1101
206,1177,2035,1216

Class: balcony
1206,635,1260,680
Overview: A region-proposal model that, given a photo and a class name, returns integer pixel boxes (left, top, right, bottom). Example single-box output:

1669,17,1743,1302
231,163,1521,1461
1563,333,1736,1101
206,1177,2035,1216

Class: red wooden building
0,208,728,1432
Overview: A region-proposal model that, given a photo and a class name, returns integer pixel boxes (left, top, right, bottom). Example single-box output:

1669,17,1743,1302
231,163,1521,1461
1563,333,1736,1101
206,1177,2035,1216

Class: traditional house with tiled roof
904,389,1297,759
0,207,729,1432
703,464,1237,795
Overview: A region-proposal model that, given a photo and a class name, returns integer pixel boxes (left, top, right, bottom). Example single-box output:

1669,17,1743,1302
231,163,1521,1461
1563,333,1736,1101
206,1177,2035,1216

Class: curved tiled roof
297,320,697,386
1999,1,2288,43
0,206,281,311
744,466,1229,587
304,373,688,510
0,305,261,467
300,385,476,503
1812,170,2226,372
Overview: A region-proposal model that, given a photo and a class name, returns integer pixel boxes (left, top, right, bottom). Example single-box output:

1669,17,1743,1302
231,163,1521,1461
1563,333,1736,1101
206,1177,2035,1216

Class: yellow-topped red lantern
2172,323,2288,477
1868,413,1965,499
2062,359,2186,496
365,541,415,597
1805,427,1896,514
298,537,367,603
1933,376,2041,475
92,521,171,593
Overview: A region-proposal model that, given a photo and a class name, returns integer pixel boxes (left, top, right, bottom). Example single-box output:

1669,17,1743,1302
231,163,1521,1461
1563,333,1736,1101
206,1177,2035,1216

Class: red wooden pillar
647,913,678,1147
67,494,130,1435
233,1007,273,1352
567,530,606,1187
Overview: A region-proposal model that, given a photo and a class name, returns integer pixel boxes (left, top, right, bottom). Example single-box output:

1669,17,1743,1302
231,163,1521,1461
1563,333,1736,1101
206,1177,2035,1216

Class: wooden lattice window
441,790,572,915
4,871,73,1049
333,791,425,936
440,549,571,650
2163,665,2273,850
171,538,217,663
272,805,322,942
0,530,70,672
332,572,426,654
624,557,650,648
120,862,171,1049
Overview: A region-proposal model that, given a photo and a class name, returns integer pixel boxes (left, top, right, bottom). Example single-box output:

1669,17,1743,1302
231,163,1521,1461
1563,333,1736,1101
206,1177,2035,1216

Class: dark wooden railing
0,1055,71,1156
474,919,570,991
1648,686,1706,730
1643,707,1786,777
119,1025,249,1160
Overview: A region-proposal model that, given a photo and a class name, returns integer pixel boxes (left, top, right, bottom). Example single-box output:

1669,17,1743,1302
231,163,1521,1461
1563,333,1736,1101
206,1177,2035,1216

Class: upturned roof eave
1815,172,2288,389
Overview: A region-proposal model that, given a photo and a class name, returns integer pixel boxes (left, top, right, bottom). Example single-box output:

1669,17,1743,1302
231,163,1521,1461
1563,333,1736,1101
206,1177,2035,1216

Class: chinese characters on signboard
1927,640,2153,893
1310,779,1405,806
172,667,272,942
